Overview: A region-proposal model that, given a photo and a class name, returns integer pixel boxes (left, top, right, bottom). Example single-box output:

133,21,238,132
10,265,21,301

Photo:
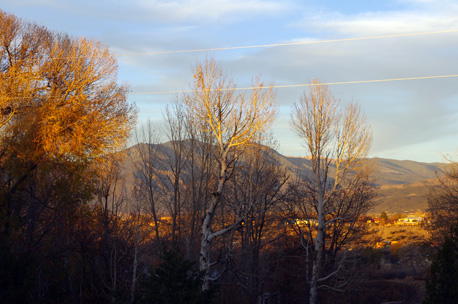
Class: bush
138,244,215,304
424,224,458,304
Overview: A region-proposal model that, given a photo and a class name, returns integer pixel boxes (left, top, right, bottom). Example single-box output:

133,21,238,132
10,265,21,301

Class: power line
131,74,458,95
4,74,458,99
117,29,458,57
6,29,458,64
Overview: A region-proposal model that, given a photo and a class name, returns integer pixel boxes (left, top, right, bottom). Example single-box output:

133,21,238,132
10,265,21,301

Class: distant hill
371,158,444,186
279,155,445,214
371,179,442,215
121,142,447,215
365,158,444,215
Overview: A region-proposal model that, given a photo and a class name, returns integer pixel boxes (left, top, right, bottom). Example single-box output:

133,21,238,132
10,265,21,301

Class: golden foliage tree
0,11,49,129
0,9,136,272
0,9,136,162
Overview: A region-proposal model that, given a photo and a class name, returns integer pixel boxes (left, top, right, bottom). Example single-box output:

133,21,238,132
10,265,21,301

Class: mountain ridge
122,142,447,214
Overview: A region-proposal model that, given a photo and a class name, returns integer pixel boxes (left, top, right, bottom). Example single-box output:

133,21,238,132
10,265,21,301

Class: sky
2,0,458,163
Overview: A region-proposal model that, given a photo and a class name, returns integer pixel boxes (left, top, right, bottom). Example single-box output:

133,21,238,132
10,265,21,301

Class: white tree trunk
310,186,325,304
200,158,227,290
200,198,216,290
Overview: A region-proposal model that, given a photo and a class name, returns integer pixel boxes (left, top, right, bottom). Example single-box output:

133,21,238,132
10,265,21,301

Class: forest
1,9,458,304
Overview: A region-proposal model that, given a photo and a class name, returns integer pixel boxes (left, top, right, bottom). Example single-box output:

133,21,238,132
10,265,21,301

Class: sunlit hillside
122,142,444,215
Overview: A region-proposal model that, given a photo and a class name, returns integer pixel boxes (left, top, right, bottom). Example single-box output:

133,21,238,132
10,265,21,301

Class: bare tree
128,197,151,304
426,160,458,243
182,58,277,290
162,102,190,242
132,122,163,244
180,108,216,261
224,139,289,302
93,156,129,304
290,79,373,304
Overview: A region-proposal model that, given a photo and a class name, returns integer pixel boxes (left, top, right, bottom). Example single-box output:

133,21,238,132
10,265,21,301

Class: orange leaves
0,10,136,163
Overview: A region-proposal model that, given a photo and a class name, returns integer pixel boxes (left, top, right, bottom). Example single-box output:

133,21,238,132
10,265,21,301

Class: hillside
122,142,446,215
280,155,444,214
370,179,442,214
371,158,444,186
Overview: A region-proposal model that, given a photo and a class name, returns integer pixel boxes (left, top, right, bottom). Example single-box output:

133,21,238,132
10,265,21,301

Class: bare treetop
290,79,372,188
183,58,277,152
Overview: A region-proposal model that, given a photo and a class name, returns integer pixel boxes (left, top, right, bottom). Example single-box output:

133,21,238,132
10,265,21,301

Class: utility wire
4,30,458,98
4,74,458,99
6,29,458,63
131,74,458,95
117,29,458,57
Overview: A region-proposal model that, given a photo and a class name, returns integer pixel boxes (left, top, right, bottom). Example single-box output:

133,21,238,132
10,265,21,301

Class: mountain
371,179,441,215
362,158,444,214
371,158,444,186
122,142,446,215
280,155,445,215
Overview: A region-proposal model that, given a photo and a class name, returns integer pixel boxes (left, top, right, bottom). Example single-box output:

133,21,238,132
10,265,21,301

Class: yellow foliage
0,10,136,163
184,58,277,152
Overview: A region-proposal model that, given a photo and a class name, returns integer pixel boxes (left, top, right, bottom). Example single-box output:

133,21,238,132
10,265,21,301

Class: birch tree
290,79,373,304
182,58,277,290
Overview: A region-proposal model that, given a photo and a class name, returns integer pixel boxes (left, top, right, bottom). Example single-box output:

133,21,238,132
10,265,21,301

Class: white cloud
4,0,290,26
297,1,458,36
133,0,289,23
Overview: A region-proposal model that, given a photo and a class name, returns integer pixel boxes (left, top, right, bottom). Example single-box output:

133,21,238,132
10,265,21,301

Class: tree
132,122,164,244
0,10,49,129
380,211,388,225
182,58,277,290
426,161,458,243
138,245,215,304
93,156,130,303
223,139,289,303
162,103,191,243
0,10,136,303
290,79,373,304
0,9,136,161
162,102,216,260
0,9,136,237
424,224,458,304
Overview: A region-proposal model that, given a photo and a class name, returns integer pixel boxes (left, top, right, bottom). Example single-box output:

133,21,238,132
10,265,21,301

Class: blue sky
3,0,458,163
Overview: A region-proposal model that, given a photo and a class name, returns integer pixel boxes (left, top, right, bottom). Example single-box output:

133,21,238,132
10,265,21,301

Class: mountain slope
372,158,444,186
122,142,446,215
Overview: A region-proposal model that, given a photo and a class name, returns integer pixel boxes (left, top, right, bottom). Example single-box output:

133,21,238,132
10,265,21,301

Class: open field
372,224,429,245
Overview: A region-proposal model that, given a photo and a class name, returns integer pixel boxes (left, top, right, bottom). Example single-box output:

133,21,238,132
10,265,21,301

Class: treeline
1,9,457,304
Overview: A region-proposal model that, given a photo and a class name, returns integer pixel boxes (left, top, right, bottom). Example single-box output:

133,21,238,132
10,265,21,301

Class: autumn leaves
0,10,135,162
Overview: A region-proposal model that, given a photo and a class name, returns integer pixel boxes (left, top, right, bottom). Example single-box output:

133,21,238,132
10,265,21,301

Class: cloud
4,0,291,27
133,0,289,23
296,1,458,36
